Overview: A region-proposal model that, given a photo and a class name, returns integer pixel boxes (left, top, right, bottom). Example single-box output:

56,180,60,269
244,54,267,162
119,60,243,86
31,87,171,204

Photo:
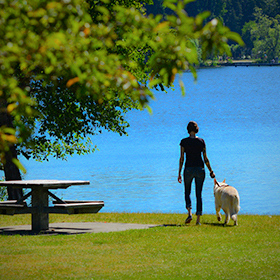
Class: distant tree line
145,0,280,61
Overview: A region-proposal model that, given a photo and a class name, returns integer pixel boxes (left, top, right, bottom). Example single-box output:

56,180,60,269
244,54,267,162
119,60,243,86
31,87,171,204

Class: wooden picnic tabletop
0,180,90,189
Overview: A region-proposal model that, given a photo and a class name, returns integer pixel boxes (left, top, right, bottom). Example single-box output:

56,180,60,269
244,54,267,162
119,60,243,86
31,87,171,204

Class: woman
178,121,215,225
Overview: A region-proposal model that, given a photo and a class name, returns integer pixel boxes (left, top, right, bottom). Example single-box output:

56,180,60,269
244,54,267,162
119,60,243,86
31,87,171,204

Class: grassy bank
0,213,279,279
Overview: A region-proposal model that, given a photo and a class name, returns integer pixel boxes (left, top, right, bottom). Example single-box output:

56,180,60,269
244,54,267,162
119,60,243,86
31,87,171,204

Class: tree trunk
3,147,23,200
0,98,23,200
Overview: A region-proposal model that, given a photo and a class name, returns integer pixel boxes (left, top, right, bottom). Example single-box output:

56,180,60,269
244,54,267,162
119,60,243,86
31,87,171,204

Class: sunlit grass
0,213,279,279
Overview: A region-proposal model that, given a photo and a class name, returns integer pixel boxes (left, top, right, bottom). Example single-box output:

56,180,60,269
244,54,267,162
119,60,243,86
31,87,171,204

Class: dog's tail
230,195,240,223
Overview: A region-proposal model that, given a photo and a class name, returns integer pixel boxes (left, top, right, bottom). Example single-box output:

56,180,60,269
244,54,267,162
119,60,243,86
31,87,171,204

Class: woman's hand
210,171,215,178
178,174,182,183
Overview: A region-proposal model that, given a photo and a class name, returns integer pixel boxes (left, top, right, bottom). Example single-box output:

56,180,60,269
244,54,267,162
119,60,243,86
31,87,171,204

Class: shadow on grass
203,222,235,227
0,225,100,236
160,223,236,227
0,228,80,236
160,224,182,227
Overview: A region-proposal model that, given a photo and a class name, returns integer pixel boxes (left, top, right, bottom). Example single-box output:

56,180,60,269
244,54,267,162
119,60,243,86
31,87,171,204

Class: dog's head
214,179,227,193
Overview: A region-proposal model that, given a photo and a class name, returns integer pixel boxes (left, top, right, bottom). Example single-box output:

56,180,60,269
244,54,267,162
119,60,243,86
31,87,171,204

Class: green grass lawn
0,213,279,279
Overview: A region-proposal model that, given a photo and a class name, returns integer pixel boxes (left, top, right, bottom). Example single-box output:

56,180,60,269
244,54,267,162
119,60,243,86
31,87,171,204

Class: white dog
214,179,240,226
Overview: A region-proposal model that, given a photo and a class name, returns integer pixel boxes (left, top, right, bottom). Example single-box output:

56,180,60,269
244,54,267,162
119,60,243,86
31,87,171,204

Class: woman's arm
203,147,215,178
178,146,185,183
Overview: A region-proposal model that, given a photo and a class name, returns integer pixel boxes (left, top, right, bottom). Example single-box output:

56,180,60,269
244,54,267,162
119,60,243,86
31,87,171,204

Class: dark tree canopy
148,0,280,54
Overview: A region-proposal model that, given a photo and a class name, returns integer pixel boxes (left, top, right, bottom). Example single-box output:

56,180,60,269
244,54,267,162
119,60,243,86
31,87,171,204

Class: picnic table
0,180,104,232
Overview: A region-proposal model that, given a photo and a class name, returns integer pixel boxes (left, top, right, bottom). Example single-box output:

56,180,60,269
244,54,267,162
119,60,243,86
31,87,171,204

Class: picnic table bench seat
53,200,104,214
0,200,28,215
0,200,104,215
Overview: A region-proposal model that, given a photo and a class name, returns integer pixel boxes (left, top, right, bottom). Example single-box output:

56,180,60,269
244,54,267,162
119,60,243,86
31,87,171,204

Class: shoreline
203,59,280,67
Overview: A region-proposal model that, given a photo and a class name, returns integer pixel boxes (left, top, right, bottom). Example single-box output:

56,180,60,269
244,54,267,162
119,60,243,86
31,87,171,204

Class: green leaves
249,8,280,61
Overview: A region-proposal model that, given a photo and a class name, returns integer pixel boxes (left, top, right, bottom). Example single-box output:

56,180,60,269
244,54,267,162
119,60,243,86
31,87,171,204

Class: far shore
199,59,280,68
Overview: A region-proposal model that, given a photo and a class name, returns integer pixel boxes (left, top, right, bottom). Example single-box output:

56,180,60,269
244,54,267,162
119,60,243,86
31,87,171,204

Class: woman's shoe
185,215,192,224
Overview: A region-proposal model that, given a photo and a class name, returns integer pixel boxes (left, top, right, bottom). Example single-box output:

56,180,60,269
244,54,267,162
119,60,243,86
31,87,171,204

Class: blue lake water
12,66,280,215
